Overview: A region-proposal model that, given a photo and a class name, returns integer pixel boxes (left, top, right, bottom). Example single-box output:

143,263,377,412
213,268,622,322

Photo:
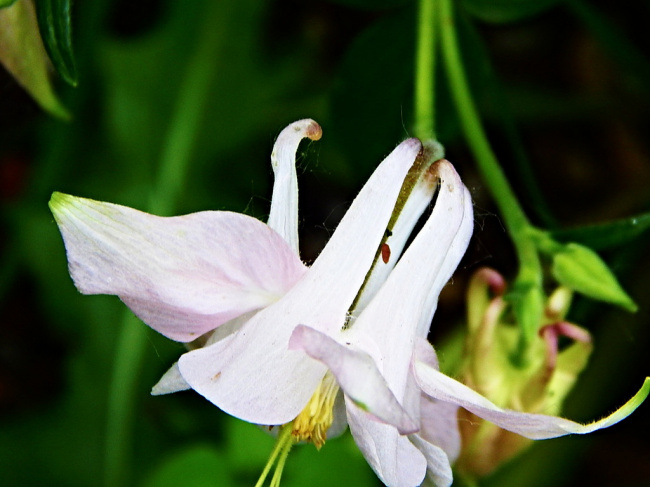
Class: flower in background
442,267,650,478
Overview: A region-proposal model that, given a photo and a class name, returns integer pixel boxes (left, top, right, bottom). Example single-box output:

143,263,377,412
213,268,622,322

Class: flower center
291,372,340,449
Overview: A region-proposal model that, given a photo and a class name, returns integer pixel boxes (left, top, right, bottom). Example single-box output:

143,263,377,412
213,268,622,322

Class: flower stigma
292,371,340,449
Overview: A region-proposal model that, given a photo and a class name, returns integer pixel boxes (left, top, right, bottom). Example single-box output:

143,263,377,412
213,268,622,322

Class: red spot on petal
381,243,391,264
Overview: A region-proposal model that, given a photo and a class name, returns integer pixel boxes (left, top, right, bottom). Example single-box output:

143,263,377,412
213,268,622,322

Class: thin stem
414,0,437,141
269,433,294,487
103,313,148,487
255,425,294,487
438,0,542,345
103,3,231,486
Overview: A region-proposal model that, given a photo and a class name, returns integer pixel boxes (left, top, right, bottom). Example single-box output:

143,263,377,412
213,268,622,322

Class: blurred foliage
34,0,78,86
1,0,649,486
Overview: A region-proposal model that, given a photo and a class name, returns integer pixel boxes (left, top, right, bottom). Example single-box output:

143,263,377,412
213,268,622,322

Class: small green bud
552,242,637,312
457,268,594,477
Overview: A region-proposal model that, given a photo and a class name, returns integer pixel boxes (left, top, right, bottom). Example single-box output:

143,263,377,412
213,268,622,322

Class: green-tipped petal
416,357,649,440
49,192,306,342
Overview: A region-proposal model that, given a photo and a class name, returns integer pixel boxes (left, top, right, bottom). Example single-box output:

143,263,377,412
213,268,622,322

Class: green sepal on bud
551,242,637,312
505,279,545,361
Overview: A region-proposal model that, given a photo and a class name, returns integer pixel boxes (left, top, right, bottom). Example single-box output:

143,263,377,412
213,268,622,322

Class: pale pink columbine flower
50,119,466,485
49,119,648,487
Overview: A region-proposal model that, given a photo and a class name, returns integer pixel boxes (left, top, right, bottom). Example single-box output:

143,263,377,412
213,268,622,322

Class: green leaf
461,0,562,23
34,0,77,86
552,242,637,312
324,0,412,9
330,5,415,180
550,212,650,251
0,0,18,8
0,0,70,118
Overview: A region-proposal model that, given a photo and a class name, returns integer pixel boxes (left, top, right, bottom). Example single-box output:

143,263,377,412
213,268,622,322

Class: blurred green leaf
142,445,232,487
325,0,412,9
34,0,77,86
552,242,637,312
330,6,415,179
0,0,18,8
551,213,650,251
99,0,318,213
453,13,557,226
566,0,650,89
226,418,275,471
283,432,376,487
0,0,70,118
461,0,562,23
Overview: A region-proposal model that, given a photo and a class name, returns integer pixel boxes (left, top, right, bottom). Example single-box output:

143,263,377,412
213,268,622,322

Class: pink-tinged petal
268,119,322,253
414,338,461,463
408,435,453,487
289,325,417,434
151,362,191,395
49,193,307,342
178,139,422,425
347,400,427,487
327,391,349,440
415,357,650,439
350,160,473,400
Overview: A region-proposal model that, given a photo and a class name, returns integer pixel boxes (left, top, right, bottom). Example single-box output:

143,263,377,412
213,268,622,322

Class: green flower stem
414,0,437,141
438,0,542,349
103,3,231,486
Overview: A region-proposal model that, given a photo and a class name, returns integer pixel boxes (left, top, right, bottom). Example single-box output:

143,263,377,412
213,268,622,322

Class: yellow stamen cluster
291,372,340,449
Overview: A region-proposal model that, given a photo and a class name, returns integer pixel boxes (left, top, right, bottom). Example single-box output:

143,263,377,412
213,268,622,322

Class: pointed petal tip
49,191,71,211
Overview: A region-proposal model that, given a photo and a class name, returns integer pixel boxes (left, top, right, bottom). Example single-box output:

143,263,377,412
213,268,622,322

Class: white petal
49,193,306,342
289,325,417,434
268,119,322,253
327,391,349,440
414,339,461,463
347,400,427,487
415,358,650,440
348,160,473,399
151,362,191,395
408,435,453,487
178,139,422,425
352,149,439,314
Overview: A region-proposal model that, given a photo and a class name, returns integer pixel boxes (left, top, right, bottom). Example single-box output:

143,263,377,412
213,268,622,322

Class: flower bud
552,242,637,312
456,268,592,477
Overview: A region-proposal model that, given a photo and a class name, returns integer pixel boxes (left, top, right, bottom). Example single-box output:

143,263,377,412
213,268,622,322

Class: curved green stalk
103,3,232,486
438,0,542,353
414,0,437,141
